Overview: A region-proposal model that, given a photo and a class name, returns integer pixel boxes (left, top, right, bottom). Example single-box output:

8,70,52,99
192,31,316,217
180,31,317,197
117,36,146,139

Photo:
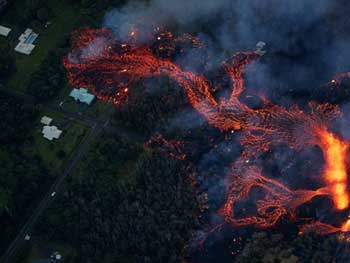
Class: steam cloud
103,0,350,98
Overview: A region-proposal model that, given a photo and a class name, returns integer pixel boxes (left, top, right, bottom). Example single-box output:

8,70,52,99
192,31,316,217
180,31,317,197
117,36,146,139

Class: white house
69,88,95,105
15,28,39,55
40,116,53,126
42,125,62,141
0,25,11,37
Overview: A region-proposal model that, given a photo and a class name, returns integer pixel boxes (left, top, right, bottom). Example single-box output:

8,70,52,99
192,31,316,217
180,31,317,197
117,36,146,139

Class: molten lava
64,27,350,235
318,129,349,210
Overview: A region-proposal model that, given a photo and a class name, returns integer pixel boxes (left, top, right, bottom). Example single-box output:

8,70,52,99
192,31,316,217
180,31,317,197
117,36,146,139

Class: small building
42,125,62,141
15,42,35,55
15,28,39,55
0,25,11,37
69,88,95,105
255,41,266,56
40,116,53,126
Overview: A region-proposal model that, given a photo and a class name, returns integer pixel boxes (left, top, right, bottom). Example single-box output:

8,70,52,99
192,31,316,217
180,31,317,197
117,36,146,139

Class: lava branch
64,27,350,235
219,166,331,229
145,135,186,161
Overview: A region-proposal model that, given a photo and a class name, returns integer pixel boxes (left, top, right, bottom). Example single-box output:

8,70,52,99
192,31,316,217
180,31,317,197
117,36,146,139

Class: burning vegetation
64,26,350,240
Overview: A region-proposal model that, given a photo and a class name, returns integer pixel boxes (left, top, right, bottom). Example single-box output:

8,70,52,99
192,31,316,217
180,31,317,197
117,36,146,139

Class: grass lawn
24,111,90,172
3,1,81,91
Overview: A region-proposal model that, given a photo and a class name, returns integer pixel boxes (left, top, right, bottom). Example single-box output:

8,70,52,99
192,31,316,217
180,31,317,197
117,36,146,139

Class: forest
31,133,198,263
0,91,53,253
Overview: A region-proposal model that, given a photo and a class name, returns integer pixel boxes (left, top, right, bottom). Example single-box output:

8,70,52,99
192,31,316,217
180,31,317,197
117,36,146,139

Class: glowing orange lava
63,27,350,235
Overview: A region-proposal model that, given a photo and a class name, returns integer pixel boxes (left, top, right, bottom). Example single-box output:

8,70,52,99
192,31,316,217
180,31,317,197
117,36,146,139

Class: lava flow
64,27,350,235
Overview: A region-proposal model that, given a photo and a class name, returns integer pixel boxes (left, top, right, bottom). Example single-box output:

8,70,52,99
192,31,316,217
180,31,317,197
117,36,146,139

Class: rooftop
40,116,53,126
15,28,38,55
15,42,35,55
0,25,11,37
42,125,62,141
69,88,95,105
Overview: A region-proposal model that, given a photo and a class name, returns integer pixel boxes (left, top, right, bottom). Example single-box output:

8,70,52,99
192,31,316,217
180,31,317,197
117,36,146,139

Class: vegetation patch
24,112,89,171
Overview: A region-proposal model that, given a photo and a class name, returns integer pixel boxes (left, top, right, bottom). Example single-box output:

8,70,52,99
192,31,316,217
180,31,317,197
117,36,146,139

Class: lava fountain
317,129,349,210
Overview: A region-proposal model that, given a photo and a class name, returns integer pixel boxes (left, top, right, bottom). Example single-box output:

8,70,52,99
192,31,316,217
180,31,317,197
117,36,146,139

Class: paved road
0,123,101,263
0,87,145,263
0,85,99,127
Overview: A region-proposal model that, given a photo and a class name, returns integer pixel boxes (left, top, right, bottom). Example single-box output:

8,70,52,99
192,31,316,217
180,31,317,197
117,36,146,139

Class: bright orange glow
63,27,350,235
318,129,349,210
341,219,350,232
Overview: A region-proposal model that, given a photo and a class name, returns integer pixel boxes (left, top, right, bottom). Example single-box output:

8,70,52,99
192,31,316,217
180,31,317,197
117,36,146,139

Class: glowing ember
64,27,350,235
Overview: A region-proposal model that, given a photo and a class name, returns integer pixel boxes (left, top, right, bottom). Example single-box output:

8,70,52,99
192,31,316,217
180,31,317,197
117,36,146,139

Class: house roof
15,28,38,55
42,125,62,141
0,25,11,37
15,42,35,55
69,88,95,105
40,116,53,125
